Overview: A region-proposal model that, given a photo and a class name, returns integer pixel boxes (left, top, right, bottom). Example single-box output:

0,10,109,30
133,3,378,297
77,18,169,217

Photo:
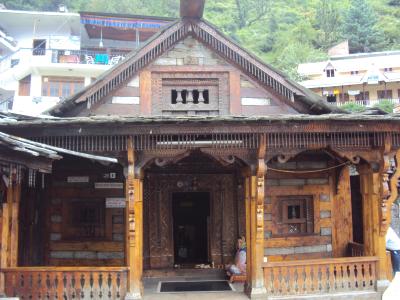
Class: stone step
143,268,226,280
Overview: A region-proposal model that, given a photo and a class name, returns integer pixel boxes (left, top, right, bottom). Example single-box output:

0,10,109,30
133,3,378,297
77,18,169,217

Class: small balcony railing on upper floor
0,48,128,73
327,98,400,109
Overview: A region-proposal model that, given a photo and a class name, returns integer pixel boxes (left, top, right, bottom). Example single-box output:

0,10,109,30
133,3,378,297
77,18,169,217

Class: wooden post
246,134,267,298
125,137,143,300
10,180,21,267
332,165,353,257
244,175,252,288
358,164,389,291
0,173,13,296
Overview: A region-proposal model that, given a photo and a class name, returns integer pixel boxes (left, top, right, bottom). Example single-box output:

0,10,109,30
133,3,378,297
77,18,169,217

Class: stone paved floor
143,270,248,300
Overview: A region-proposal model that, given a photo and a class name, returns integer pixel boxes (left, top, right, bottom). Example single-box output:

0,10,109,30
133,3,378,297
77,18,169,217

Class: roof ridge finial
180,0,205,19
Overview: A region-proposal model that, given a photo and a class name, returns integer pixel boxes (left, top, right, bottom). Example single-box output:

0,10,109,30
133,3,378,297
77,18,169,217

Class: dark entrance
172,192,210,264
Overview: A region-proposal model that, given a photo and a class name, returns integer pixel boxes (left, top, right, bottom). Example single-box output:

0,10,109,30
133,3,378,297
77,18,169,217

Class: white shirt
386,227,400,251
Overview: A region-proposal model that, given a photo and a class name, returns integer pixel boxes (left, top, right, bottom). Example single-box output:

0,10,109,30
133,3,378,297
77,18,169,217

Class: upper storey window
161,78,220,115
326,68,335,78
171,89,210,104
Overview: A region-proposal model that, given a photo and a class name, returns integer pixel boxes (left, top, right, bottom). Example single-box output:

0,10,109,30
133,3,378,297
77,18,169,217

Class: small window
42,77,84,97
279,196,314,235
32,39,46,56
384,68,393,72
171,89,209,104
350,71,359,75
62,199,105,240
326,69,335,77
377,90,393,99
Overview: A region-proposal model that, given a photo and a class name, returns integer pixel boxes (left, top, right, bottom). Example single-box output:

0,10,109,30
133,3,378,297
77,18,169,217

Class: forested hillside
2,0,400,79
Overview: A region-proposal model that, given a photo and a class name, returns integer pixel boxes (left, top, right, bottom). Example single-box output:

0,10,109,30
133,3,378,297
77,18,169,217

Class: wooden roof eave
0,131,118,165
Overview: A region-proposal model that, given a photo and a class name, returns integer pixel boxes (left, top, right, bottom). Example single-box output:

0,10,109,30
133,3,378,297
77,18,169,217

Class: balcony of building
329,98,400,109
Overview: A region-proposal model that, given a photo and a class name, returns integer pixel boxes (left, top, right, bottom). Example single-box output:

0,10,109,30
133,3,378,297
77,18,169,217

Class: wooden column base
245,285,267,299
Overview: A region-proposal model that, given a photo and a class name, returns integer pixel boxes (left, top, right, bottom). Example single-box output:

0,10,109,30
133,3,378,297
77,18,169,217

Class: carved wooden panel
151,71,229,116
143,172,241,268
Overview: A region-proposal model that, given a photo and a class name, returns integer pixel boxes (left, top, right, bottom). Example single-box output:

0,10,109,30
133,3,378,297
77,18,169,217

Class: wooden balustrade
2,267,128,300
348,242,365,257
263,256,378,296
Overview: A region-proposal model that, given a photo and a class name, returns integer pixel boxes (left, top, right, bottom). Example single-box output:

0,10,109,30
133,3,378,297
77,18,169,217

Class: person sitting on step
226,236,247,276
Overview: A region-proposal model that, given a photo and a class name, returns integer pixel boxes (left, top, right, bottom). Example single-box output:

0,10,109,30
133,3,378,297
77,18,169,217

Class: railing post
125,137,143,300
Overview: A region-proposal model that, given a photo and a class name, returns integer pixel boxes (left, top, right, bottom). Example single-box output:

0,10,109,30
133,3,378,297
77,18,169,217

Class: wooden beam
125,137,143,299
332,166,352,257
139,70,152,116
229,71,242,115
9,181,21,267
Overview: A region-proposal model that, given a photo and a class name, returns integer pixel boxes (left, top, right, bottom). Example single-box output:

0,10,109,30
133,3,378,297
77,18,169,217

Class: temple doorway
172,192,210,265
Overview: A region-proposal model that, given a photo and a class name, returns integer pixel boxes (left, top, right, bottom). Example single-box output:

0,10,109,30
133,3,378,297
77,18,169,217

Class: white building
0,8,174,115
298,51,400,109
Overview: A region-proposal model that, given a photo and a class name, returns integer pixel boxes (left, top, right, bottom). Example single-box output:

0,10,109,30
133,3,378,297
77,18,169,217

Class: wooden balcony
1,266,128,299
263,256,378,297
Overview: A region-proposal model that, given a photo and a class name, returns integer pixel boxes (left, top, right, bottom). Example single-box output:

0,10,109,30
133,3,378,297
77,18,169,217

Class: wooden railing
348,242,365,257
2,266,128,299
263,256,378,296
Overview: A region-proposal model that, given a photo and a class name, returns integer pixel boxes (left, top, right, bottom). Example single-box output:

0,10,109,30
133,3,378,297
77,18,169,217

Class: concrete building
298,50,400,110
0,8,174,115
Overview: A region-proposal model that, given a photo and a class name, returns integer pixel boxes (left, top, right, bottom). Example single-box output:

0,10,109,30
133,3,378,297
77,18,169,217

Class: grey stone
264,213,272,221
113,233,124,241
154,57,177,66
51,198,62,204
320,210,331,219
294,244,328,254
269,162,297,170
50,215,62,223
279,179,306,186
266,179,279,186
50,233,61,241
320,194,330,202
265,247,294,256
97,252,124,259
50,251,73,259
297,161,327,169
113,215,124,224
321,227,332,236
307,178,329,185
74,251,97,259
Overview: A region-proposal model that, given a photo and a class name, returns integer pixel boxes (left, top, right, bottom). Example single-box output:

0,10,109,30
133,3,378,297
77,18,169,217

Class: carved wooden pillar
125,137,143,300
358,161,391,290
0,166,21,296
246,134,267,298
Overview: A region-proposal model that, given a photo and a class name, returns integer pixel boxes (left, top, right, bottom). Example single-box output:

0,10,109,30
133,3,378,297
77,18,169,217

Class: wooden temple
1,0,400,299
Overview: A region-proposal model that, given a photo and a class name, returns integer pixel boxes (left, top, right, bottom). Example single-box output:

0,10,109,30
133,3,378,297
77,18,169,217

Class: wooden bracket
379,134,397,236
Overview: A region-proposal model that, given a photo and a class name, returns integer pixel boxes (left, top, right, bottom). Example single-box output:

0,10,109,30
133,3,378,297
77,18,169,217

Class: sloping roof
48,15,344,117
0,130,118,172
298,51,400,76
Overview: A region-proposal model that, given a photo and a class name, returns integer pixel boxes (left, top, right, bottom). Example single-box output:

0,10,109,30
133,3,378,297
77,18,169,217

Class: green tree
315,0,341,49
234,0,270,29
342,0,386,53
